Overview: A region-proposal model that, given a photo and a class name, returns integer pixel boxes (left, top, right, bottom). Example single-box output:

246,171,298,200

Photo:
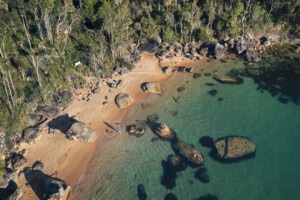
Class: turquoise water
73,54,300,200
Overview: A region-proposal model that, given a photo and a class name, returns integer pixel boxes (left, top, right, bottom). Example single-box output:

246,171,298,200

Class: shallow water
73,54,300,200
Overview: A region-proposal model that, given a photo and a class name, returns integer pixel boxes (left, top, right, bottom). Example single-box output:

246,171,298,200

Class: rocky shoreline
1,33,299,199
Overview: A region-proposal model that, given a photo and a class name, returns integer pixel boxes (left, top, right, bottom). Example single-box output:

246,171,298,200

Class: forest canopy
0,0,299,131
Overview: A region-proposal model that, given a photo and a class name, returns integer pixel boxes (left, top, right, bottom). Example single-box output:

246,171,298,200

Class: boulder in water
172,140,203,166
214,136,256,161
154,123,176,140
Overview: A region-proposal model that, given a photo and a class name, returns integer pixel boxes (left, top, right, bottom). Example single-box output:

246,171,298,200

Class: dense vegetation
0,0,299,132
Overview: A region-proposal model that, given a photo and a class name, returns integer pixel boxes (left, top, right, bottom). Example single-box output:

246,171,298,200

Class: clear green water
73,55,300,200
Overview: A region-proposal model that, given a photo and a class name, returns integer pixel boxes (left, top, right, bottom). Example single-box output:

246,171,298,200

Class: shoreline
16,52,196,199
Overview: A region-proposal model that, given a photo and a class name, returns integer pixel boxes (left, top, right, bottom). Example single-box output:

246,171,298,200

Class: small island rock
214,136,256,160
115,93,133,109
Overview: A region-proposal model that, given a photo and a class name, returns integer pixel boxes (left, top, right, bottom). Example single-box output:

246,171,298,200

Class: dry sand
16,53,195,199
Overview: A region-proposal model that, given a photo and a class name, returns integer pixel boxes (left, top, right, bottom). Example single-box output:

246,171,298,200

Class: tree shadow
235,58,300,105
47,114,77,134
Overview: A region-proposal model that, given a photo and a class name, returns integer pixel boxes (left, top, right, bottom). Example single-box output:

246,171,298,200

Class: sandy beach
16,52,196,199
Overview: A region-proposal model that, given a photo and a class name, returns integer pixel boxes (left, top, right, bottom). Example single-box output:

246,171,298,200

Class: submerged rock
142,82,163,94
115,93,133,109
172,140,203,166
66,121,97,142
146,114,159,122
214,136,256,161
195,167,209,183
137,184,147,200
165,193,178,200
154,123,176,140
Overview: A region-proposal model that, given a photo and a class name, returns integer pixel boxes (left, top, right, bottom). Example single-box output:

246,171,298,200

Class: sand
15,52,195,199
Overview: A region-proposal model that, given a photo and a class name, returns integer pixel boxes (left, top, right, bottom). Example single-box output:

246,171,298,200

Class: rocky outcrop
7,153,27,169
141,82,163,94
154,123,176,140
51,91,73,108
246,50,261,62
36,105,60,119
0,180,23,200
172,140,203,166
42,177,71,200
115,93,133,109
66,121,97,142
199,42,225,58
214,136,256,160
22,128,40,144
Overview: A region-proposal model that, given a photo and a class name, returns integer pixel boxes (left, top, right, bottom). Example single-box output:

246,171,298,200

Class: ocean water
73,53,300,200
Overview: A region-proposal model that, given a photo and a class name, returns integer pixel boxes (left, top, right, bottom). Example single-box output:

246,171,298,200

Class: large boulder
66,121,97,142
22,128,40,144
115,93,133,109
154,123,175,140
245,50,261,62
0,180,23,200
199,42,225,58
214,136,256,161
51,91,73,108
37,105,60,119
141,82,163,94
7,153,27,169
172,140,203,166
42,177,71,200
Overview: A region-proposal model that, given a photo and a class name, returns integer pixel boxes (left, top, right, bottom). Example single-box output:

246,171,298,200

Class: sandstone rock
214,136,256,160
141,82,163,94
22,128,40,144
66,121,98,142
51,91,73,108
115,93,133,109
42,177,71,200
36,105,60,119
172,140,203,166
154,123,175,140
